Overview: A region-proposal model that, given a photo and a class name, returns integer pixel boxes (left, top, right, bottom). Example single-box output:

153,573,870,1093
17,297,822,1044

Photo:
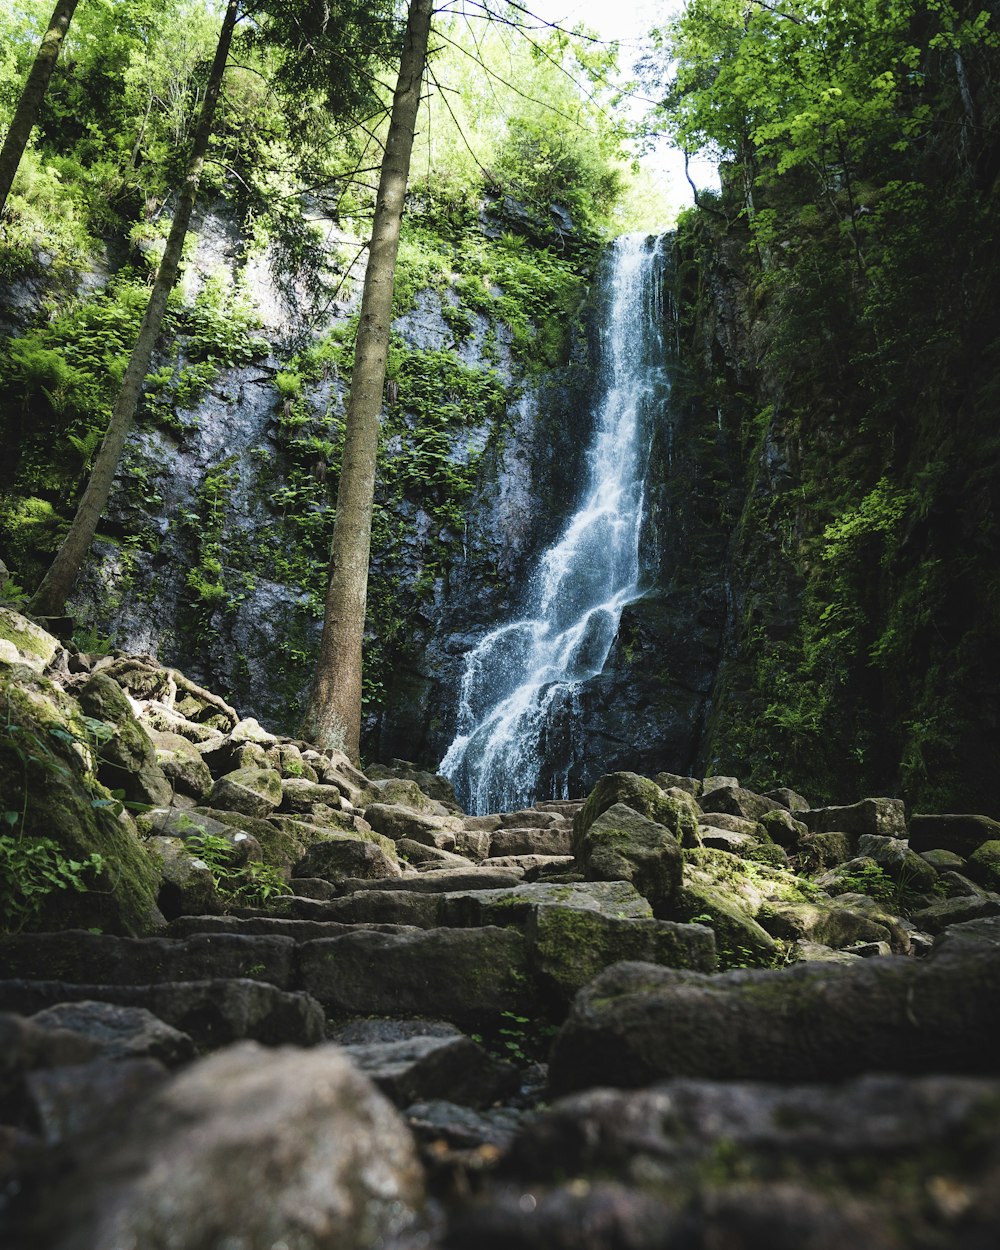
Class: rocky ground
2,604,1000,1248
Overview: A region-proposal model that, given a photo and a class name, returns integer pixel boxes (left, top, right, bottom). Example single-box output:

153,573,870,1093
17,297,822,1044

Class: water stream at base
440,233,668,814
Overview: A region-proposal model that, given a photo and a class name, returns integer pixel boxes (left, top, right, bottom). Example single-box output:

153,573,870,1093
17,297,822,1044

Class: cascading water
440,233,669,814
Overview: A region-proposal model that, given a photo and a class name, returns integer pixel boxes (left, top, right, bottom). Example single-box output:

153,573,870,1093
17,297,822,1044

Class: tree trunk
29,0,240,619
299,0,433,759
0,0,79,217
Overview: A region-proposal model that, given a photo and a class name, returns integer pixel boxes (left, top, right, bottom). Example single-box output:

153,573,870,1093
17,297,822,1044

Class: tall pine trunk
29,0,240,619
0,0,78,217
299,0,433,759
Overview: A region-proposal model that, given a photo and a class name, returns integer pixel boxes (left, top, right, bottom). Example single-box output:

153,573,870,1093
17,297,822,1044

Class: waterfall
440,233,668,814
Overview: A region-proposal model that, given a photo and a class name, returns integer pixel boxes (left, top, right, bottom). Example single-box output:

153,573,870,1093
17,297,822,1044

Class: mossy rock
579,802,684,917
967,840,1000,891
207,767,283,817
675,880,778,968
529,905,716,1005
75,671,173,808
0,608,59,671
0,665,162,935
194,808,306,874
574,772,700,851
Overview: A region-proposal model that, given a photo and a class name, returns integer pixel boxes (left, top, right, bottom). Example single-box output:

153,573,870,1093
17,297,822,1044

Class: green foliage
662,1,1000,811
0,833,105,934
186,831,287,908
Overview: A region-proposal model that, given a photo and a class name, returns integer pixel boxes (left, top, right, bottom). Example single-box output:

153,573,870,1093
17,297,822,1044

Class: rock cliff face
54,212,756,797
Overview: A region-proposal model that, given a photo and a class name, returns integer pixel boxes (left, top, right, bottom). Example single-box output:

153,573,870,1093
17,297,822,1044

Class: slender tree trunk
29,0,240,619
0,0,79,216
299,0,433,759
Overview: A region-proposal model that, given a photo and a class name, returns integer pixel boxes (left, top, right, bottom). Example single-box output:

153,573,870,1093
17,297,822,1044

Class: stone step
337,866,525,894
0,977,325,1048
487,827,573,857
0,931,296,988
1,895,717,1028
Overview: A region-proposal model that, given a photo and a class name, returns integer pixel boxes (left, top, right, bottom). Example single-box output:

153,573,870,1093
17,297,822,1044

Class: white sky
515,0,719,209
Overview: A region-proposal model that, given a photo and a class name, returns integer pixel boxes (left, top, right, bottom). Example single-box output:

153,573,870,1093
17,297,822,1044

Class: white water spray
440,234,668,813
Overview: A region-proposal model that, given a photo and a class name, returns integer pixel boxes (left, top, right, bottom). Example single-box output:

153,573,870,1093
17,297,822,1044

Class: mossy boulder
529,905,716,1006
573,772,700,850
967,840,1000,891
294,835,401,884
207,767,283,817
700,784,781,822
908,813,1000,857
75,671,173,808
578,802,684,917
675,879,778,967
856,834,938,894
148,730,214,801
0,608,59,672
802,798,907,842
145,835,224,919
0,664,162,935
759,807,808,848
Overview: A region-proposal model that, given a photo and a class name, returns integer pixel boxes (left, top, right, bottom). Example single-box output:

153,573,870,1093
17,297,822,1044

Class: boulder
29,1001,195,1066
33,1043,424,1250
298,927,533,1022
364,802,464,843
25,1056,168,1146
490,826,572,856
482,1074,1000,1250
148,730,214,800
577,803,684,915
73,671,173,807
654,772,701,796
908,813,1000,857
757,900,897,951
700,784,781,822
908,893,1000,934
267,743,318,782
0,1012,103,1095
703,774,739,791
918,848,966,872
698,811,762,836
144,835,224,918
573,772,700,849
0,609,61,672
343,865,524,894
856,834,938,893
395,839,475,869
499,809,560,829
0,665,163,936
364,759,461,810
294,835,401,883
700,828,761,855
0,930,296,988
764,786,811,811
200,736,269,776
340,1032,515,1109
548,944,1000,1093
802,798,907,841
967,840,1000,890
438,879,654,928
0,979,326,1048
676,878,778,967
279,777,351,812
207,767,283,817
288,889,441,928
759,808,808,847
368,777,446,814
797,830,854,869
529,907,715,1005
933,914,1000,953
